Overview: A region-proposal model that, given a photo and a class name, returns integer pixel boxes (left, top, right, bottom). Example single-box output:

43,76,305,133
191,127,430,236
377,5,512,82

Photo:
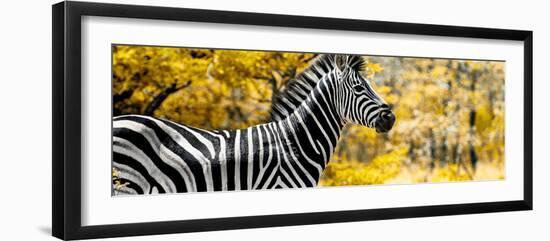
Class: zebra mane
269,54,366,121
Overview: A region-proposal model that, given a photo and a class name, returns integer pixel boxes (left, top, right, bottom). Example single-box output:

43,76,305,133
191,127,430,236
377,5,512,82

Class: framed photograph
52,1,533,239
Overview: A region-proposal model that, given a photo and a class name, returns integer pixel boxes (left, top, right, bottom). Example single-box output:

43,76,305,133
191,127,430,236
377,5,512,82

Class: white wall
0,0,548,240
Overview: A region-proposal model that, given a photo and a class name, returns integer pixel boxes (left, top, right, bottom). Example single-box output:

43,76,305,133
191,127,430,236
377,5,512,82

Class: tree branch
113,89,133,104
143,81,192,116
112,89,134,116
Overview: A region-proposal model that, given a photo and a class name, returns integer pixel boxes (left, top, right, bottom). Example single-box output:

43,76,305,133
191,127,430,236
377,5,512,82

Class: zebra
112,54,395,195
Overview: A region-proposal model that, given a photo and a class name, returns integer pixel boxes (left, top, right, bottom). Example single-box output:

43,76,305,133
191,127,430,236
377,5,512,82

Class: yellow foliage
320,148,407,186
430,164,472,182
366,62,384,78
113,45,314,129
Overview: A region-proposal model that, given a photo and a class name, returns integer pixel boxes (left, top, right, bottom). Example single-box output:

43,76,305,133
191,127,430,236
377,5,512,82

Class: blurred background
112,45,505,187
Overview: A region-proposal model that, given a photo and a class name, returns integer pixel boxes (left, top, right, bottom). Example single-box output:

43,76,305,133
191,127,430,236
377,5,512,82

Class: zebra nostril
380,111,395,125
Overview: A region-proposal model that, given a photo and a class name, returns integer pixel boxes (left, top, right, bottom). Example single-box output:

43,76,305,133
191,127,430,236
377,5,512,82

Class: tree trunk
468,69,480,170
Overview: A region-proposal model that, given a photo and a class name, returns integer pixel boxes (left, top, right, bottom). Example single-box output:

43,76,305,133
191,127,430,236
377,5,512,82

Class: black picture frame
52,1,533,240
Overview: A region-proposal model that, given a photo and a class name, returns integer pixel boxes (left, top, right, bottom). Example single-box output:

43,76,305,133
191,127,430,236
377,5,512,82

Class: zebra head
333,55,395,133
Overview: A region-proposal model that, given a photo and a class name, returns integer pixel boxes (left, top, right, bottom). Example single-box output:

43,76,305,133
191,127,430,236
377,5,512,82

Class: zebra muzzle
375,110,395,133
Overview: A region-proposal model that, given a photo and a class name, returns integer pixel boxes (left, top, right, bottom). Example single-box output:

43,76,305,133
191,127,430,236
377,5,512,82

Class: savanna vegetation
112,45,505,186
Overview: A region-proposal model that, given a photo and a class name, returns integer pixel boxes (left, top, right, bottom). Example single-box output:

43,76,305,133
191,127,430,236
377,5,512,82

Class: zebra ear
335,55,348,72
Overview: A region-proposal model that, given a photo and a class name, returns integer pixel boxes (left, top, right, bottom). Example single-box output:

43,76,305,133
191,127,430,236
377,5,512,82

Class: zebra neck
278,75,344,168
270,55,336,121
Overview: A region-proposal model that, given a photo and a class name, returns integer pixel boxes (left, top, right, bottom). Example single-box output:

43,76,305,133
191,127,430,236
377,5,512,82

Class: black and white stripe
112,54,394,195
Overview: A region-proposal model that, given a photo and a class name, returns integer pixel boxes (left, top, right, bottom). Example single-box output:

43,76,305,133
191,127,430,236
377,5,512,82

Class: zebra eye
353,85,366,92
